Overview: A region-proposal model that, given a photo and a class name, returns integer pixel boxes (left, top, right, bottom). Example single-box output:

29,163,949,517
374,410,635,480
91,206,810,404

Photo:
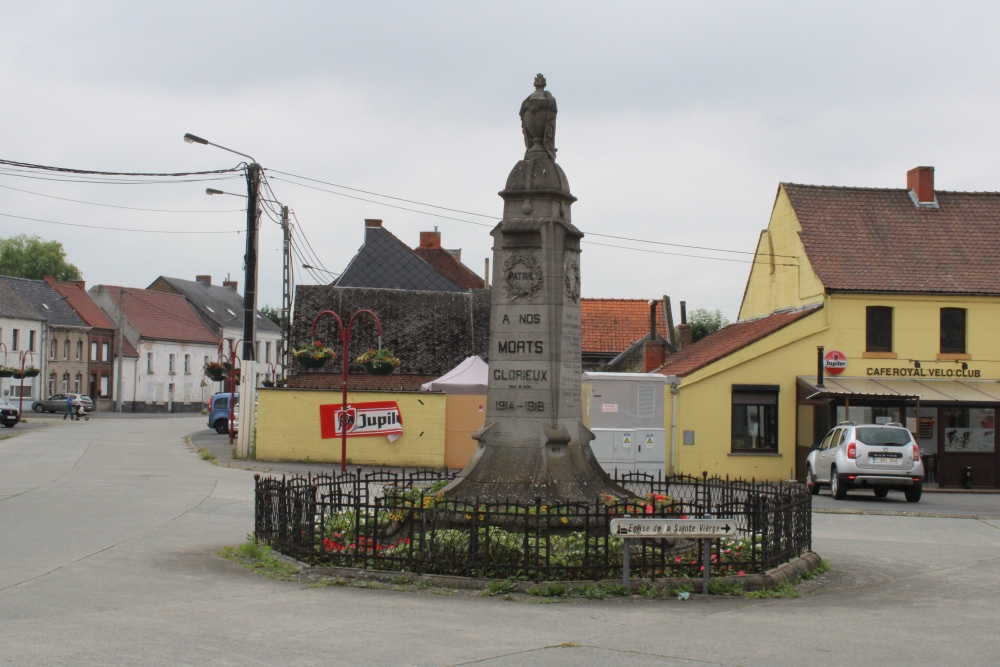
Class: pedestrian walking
64,395,74,420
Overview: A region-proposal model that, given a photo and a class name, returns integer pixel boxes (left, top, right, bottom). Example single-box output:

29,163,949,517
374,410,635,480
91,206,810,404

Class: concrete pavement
3,418,1000,666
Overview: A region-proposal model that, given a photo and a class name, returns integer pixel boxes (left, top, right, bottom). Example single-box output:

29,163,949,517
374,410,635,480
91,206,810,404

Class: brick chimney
676,300,693,349
365,219,382,228
419,230,442,249
907,166,936,205
43,275,55,285
223,280,238,292
196,275,212,286
74,280,86,290
643,299,667,372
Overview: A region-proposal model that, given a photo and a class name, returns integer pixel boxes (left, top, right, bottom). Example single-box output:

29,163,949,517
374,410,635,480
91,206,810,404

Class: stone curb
814,508,1000,520
294,550,823,595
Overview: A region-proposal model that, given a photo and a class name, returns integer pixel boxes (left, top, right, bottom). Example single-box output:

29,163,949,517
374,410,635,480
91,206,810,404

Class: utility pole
281,205,292,375
116,288,124,412
236,162,262,460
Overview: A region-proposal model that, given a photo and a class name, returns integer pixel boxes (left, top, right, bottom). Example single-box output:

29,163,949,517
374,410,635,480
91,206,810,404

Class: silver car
806,422,924,502
31,393,95,414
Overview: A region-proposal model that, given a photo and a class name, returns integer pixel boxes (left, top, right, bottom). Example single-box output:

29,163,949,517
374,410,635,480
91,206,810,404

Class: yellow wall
666,306,828,481
739,186,825,320
256,389,447,467
668,291,1000,481
444,394,487,469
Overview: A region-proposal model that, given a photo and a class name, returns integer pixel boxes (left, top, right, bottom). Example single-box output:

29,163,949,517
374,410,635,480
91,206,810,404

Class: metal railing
254,468,812,582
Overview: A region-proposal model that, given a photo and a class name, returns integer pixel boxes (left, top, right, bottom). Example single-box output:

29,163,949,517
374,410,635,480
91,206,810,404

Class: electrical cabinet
583,372,671,476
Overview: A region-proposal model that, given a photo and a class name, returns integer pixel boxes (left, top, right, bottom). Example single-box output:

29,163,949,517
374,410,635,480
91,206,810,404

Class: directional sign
609,518,738,538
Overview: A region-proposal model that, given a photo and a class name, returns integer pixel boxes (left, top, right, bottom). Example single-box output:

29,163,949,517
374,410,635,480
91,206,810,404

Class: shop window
866,306,893,352
942,407,994,452
731,386,779,452
940,308,966,354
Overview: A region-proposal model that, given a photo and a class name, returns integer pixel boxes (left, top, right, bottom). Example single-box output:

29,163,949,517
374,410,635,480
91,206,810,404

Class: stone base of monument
442,420,633,505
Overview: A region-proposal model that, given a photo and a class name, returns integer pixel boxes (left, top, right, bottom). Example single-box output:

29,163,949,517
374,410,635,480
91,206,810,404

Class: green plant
219,540,298,581
198,447,217,462
304,577,349,588
482,580,519,597
744,581,800,599
527,583,570,597
389,574,414,586
709,580,745,596
356,347,401,367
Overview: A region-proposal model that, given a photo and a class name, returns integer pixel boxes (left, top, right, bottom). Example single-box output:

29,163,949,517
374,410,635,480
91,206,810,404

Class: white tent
421,356,489,395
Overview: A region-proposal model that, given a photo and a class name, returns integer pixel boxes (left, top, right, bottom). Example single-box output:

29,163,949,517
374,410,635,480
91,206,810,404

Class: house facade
0,279,45,401
146,274,282,381
658,166,1000,488
0,276,89,403
90,286,219,412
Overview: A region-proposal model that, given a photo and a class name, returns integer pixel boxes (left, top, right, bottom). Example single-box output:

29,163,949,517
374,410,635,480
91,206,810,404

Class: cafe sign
867,367,982,379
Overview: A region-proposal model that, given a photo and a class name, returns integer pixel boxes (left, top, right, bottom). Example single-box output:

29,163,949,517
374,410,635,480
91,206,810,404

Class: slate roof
785,183,1000,294
0,279,42,321
110,287,219,345
657,305,822,378
336,226,466,292
412,247,485,289
148,276,281,334
0,275,86,327
581,298,669,353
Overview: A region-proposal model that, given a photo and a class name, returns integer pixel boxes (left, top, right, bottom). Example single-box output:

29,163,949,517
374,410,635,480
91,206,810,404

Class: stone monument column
445,75,627,504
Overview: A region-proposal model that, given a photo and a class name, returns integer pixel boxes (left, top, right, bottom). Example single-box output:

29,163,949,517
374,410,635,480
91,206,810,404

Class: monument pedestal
445,76,628,504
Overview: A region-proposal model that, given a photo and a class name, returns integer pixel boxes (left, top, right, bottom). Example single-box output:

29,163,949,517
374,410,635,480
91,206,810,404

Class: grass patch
482,580,519,597
639,582,694,599
304,577,349,588
198,447,218,462
354,581,385,590
527,582,570,597
219,541,298,581
799,559,831,581
709,580,746,596
389,574,415,586
745,581,800,598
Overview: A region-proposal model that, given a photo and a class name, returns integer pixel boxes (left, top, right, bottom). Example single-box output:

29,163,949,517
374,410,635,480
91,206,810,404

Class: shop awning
797,376,1000,402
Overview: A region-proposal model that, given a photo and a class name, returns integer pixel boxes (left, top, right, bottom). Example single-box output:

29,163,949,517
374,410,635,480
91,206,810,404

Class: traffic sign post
610,516,736,594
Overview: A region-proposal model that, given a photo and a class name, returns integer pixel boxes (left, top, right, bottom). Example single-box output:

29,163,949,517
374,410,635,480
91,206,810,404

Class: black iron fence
254,469,812,582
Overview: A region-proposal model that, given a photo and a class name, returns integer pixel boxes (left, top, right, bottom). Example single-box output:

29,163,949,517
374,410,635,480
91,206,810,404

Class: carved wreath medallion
564,260,581,302
502,254,544,301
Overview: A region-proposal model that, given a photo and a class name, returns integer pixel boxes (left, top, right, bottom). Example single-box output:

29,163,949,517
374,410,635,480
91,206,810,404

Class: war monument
445,75,629,504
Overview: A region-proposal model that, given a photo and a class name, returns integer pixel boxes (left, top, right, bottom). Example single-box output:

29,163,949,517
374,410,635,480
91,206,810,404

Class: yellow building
660,166,1000,488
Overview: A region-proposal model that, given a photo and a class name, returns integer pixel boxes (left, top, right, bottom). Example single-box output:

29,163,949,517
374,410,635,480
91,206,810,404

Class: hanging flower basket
0,367,14,378
204,361,232,382
294,341,336,370
9,369,25,380
357,348,401,376
275,378,288,388
262,380,275,388
23,367,40,378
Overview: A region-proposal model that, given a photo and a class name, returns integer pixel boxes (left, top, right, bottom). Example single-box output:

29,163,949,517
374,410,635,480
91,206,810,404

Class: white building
0,279,45,401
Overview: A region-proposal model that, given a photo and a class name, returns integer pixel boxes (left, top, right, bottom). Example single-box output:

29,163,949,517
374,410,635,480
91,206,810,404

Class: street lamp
185,132,262,459
302,264,340,278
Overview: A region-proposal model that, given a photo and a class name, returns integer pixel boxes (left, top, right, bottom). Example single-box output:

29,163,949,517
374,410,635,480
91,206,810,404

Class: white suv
806,422,924,502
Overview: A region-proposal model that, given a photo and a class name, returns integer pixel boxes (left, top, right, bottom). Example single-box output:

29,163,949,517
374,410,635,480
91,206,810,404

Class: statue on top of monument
520,73,557,161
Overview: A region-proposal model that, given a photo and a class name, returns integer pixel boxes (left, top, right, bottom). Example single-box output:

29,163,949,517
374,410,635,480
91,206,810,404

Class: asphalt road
3,418,1000,666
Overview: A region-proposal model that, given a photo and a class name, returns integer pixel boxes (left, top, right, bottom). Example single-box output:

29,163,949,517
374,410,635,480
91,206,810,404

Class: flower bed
254,470,812,582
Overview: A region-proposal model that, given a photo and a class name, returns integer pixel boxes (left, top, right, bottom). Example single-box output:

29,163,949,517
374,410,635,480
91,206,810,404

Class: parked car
31,393,95,414
208,392,239,435
0,396,19,427
806,422,924,502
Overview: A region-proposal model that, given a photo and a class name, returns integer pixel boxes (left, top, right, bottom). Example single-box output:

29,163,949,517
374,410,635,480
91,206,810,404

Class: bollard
965,466,973,489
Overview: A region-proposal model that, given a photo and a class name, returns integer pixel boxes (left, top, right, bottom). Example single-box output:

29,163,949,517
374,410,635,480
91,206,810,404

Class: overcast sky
3,1,999,323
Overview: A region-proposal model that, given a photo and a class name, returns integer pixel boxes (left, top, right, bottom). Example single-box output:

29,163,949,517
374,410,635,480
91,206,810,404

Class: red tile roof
50,281,116,329
115,287,219,344
581,299,668,353
657,306,822,377
413,247,485,289
785,183,1000,294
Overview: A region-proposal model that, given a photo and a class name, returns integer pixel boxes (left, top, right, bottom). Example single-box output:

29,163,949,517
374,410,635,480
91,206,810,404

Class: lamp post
185,133,261,458
309,309,382,473
215,338,241,445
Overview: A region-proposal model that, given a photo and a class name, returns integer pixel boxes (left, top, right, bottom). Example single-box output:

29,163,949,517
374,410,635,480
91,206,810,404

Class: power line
0,157,243,177
0,183,245,213
290,211,332,273
267,169,497,219
582,240,797,266
269,176,495,228
0,211,244,235
0,169,244,185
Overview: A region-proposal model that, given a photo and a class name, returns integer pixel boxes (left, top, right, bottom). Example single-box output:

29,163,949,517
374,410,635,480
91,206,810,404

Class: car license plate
871,454,899,463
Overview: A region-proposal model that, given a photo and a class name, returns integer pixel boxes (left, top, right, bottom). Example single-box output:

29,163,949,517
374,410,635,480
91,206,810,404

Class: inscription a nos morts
498,339,544,354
